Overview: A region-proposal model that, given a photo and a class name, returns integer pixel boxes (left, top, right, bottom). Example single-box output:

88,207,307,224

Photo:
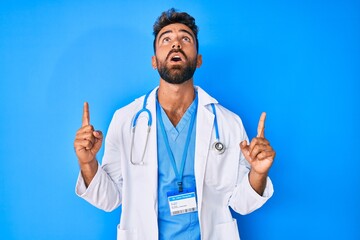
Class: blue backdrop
1,0,359,239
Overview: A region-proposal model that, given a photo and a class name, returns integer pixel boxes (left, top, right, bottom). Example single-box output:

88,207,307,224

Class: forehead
157,23,195,39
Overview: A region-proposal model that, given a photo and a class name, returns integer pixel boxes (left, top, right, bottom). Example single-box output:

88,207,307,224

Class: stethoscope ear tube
210,103,225,154
130,91,153,165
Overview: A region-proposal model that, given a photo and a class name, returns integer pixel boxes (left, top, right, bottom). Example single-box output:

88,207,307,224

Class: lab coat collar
195,86,218,107
142,85,218,108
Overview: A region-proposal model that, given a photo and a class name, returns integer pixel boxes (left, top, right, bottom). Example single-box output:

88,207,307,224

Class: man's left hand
240,112,275,176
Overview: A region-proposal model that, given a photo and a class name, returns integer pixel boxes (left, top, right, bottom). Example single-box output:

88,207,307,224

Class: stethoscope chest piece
213,141,225,154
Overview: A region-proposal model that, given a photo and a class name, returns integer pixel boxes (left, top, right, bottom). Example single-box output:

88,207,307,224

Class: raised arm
240,112,275,195
74,102,103,187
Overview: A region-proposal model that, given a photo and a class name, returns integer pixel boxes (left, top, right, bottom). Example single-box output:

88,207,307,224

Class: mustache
166,49,188,61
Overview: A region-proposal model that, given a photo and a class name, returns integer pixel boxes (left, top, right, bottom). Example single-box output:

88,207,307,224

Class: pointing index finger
257,112,266,138
82,102,90,126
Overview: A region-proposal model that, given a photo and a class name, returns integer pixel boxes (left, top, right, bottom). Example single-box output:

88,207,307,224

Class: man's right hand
74,102,103,186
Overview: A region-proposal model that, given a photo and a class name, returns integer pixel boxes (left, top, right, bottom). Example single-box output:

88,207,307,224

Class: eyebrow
157,30,172,43
157,29,195,44
180,29,195,41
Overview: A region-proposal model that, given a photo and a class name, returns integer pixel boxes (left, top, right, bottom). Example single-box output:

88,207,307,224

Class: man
74,8,275,240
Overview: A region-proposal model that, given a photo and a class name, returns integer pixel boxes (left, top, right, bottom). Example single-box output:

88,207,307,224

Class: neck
158,79,195,126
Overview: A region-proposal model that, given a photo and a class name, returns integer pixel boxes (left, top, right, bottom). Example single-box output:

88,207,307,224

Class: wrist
79,159,98,187
79,158,97,171
249,169,268,196
249,169,268,180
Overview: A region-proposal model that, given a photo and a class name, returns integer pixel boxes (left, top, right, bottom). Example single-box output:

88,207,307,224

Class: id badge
167,188,197,216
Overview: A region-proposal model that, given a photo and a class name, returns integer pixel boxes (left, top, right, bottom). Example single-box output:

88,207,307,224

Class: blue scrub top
156,96,200,240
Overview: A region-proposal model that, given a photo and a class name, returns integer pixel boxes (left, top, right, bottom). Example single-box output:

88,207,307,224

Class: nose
172,41,181,49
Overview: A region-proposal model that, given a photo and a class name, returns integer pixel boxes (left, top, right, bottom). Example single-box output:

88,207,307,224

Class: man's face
152,23,202,84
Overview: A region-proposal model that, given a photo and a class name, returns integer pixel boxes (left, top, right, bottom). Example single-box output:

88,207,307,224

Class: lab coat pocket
213,219,240,240
205,146,238,190
117,225,138,240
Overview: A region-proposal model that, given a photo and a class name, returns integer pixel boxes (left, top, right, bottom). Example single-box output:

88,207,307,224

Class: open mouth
167,49,187,63
170,55,182,62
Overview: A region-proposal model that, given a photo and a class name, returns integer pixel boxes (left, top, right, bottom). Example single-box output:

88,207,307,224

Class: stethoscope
130,90,225,165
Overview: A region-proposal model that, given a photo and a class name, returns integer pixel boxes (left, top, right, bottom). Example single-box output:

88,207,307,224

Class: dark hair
153,8,199,53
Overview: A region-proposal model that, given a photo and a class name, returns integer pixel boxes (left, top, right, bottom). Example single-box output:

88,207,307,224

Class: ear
196,54,202,68
151,56,157,69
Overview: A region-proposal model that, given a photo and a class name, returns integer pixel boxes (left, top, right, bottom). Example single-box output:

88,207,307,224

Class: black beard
156,57,197,84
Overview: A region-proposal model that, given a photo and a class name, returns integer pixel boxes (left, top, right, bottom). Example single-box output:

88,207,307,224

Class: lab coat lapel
194,87,217,217
145,88,159,207
126,88,159,239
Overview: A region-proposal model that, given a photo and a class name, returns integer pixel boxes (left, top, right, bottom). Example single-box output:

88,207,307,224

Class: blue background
1,0,359,239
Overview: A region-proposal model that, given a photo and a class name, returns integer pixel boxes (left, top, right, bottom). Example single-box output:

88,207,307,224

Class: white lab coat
76,86,273,240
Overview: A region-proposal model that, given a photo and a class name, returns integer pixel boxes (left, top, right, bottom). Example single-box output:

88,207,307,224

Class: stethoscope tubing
130,91,225,165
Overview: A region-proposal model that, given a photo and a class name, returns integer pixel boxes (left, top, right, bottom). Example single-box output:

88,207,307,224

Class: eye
162,37,171,43
183,36,191,42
